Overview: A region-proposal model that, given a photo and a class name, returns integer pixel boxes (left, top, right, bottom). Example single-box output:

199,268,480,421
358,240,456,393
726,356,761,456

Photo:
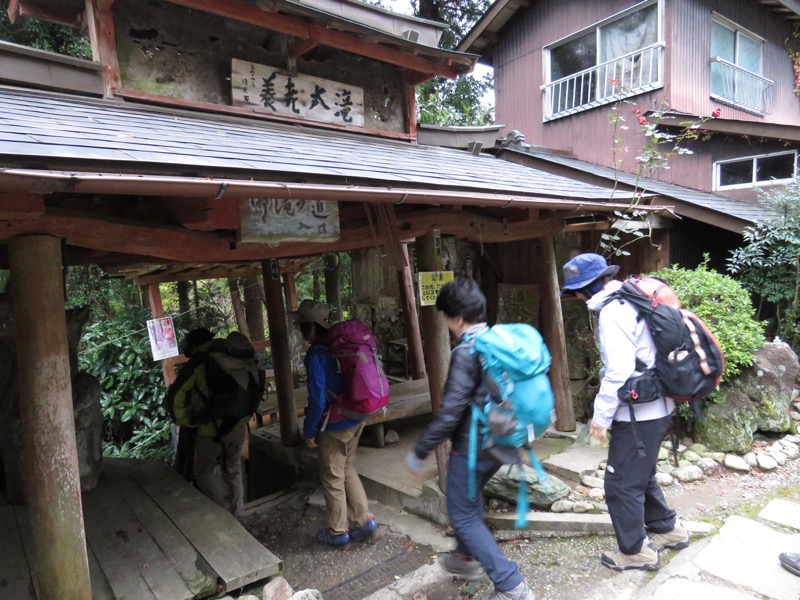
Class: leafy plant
600,98,719,258
78,306,173,461
0,9,91,59
728,181,800,349
650,257,766,381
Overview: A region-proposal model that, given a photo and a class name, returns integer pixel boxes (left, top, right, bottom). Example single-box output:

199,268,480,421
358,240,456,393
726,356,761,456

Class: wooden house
0,0,676,597
459,0,800,272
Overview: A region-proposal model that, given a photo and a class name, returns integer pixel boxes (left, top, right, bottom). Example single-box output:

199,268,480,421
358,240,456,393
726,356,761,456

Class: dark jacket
413,336,484,459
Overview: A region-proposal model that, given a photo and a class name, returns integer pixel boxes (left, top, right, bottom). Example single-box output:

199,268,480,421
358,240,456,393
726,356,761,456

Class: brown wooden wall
492,0,800,199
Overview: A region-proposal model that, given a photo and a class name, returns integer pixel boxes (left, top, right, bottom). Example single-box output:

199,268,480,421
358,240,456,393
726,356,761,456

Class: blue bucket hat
561,253,619,296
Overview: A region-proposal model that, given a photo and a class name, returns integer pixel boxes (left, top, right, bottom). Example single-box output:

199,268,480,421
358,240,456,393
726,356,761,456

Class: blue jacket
303,343,358,439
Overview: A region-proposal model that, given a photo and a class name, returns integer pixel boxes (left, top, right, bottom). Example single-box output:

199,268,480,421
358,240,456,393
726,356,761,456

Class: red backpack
326,319,390,423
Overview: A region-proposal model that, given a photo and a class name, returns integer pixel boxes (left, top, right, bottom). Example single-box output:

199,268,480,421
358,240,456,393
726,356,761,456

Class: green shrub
79,307,172,461
650,259,766,381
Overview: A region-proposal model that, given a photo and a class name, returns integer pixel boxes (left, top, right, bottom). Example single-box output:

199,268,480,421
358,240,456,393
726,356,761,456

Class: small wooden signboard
238,198,341,245
231,59,365,127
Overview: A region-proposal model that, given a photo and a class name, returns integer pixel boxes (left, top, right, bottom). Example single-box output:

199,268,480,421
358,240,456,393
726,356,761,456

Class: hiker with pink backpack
290,299,389,548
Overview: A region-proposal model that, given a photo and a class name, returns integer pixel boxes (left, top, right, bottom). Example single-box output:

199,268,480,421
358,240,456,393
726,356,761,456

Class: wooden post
416,230,451,491
397,243,426,380
145,283,176,386
262,260,300,446
283,272,298,312
324,254,341,321
535,236,575,431
638,228,671,274
85,0,122,98
9,235,91,600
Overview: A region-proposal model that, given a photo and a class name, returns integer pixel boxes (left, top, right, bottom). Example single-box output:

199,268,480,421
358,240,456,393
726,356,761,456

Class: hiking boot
480,580,537,600
315,528,350,547
438,551,485,581
350,518,382,542
779,552,800,577
650,523,690,551
601,542,660,571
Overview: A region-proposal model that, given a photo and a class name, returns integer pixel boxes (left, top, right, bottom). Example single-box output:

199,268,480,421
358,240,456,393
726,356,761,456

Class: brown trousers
194,421,246,515
317,422,370,534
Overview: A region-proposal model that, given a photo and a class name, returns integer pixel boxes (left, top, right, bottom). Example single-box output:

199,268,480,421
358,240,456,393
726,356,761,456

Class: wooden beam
159,197,240,231
0,193,44,220
146,283,177,386
262,261,300,446
164,0,461,79
397,243,425,380
9,235,92,600
85,0,121,96
533,235,574,431
288,37,319,58
16,0,82,27
416,229,451,492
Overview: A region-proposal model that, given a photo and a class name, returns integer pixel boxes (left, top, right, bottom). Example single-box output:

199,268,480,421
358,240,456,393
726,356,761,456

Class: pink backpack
326,319,390,423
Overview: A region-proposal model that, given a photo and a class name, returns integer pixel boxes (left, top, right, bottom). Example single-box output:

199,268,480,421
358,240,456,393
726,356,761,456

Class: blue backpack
465,324,555,528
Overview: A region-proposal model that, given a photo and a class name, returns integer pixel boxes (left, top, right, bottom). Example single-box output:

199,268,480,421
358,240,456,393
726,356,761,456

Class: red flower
711,107,721,118
638,115,648,125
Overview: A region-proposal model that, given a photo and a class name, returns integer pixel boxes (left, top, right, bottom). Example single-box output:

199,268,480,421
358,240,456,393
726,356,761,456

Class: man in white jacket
561,253,689,571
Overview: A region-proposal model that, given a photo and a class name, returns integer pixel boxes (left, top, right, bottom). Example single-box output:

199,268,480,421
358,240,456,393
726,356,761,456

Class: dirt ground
237,446,800,600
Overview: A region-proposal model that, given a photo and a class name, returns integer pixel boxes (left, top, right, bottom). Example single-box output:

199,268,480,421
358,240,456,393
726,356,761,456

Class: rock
587,487,605,501
791,411,800,421
672,465,703,482
702,452,726,462
598,460,607,470
484,464,570,509
744,452,758,468
290,591,324,600
695,388,758,453
655,472,674,486
656,461,675,474
677,459,693,469
580,474,605,489
572,501,594,513
695,457,720,474
593,469,605,479
735,340,799,432
263,577,294,600
724,454,750,472
551,500,574,513
657,447,669,461
784,434,800,444
688,443,708,454
757,454,779,471
769,449,788,465
682,450,701,462
778,440,800,459
383,429,400,445
593,502,609,513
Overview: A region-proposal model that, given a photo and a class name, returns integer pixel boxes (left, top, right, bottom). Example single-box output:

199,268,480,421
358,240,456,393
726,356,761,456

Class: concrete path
366,497,800,599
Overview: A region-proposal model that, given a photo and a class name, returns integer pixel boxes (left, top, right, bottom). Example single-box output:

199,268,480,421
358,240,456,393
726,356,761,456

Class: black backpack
605,277,726,457
197,333,265,438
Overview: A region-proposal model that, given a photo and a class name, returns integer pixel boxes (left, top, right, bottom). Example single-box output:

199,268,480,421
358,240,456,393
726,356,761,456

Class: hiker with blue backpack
561,253,690,572
291,299,381,548
406,278,539,600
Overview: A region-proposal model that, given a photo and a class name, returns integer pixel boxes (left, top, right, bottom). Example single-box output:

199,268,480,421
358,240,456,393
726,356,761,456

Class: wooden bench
256,377,433,445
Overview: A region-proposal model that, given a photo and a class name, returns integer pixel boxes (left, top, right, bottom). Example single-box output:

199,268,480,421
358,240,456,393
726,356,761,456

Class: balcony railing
710,57,773,114
543,42,664,121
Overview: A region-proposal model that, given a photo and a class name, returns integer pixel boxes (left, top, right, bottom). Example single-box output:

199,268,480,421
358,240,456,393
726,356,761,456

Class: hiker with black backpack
561,253,690,572
169,328,262,516
290,299,381,548
406,279,538,600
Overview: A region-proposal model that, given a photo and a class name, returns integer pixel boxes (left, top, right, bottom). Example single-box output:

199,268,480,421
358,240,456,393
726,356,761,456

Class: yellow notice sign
418,271,454,306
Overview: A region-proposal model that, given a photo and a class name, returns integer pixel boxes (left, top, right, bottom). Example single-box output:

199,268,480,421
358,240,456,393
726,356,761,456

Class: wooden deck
1,458,282,600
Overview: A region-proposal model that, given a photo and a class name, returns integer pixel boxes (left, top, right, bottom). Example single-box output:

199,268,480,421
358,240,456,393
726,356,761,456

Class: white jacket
586,280,674,429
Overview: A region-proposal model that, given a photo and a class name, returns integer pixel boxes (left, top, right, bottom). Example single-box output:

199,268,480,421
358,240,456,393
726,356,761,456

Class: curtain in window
599,4,658,97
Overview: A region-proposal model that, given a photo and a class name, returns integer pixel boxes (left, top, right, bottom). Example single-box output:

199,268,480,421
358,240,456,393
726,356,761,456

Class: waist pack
326,319,390,423
466,324,555,529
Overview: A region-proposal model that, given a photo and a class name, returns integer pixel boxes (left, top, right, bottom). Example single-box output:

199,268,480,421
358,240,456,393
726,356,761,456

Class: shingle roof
0,87,627,202
519,150,772,227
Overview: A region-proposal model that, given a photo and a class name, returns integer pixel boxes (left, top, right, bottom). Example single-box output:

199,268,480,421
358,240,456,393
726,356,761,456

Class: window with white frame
710,17,772,113
714,151,797,189
543,0,663,121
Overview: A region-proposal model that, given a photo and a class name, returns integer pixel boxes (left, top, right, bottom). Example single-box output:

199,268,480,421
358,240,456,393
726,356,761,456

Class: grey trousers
194,421,246,515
